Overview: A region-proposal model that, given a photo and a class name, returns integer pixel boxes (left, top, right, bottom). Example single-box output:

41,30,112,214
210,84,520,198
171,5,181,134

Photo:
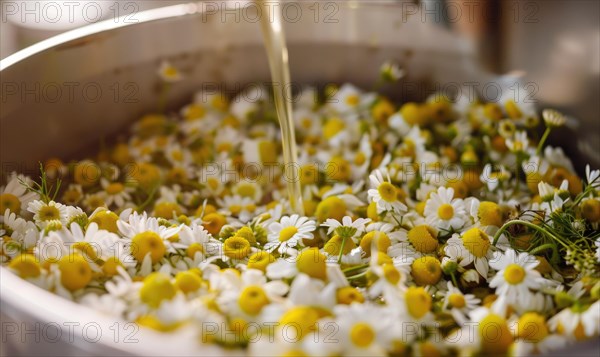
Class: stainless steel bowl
1,1,599,355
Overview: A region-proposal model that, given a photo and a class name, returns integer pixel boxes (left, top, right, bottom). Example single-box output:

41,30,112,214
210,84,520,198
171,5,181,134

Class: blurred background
2,0,598,165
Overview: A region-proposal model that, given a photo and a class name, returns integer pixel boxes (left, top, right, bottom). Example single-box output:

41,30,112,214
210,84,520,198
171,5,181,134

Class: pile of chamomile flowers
1,68,600,356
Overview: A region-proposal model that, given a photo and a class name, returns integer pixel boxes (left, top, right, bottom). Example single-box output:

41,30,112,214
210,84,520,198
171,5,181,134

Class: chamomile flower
380,61,405,82
368,170,407,214
27,200,68,228
549,303,599,342
217,269,288,317
424,187,468,232
117,211,181,263
506,131,530,153
389,286,435,328
321,216,370,237
328,83,376,114
447,307,514,355
489,249,550,308
333,303,394,356
542,108,566,128
100,179,132,208
585,165,600,190
266,247,328,281
1,173,39,216
441,281,480,324
218,195,261,223
158,61,182,83
480,163,511,192
445,228,494,279
265,215,316,253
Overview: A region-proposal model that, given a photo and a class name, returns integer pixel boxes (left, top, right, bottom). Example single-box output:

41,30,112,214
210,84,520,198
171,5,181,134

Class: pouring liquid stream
257,1,304,215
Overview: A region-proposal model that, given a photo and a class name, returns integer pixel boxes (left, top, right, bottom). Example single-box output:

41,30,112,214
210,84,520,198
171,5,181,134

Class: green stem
492,219,569,250
347,271,368,281
536,127,552,155
343,264,369,275
338,236,347,263
157,83,171,113
450,272,459,287
528,243,558,256
515,155,522,193
136,184,159,212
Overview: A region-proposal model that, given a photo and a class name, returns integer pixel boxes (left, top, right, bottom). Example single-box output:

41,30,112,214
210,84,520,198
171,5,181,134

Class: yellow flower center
62,189,82,205
216,142,232,153
378,182,397,202
184,104,206,120
281,350,308,357
0,193,21,214
420,342,442,357
236,183,257,198
9,254,41,278
325,156,350,182
73,241,99,262
258,141,277,164
315,196,347,222
407,225,439,253
354,152,367,166
301,117,312,129
128,162,161,192
229,204,242,216
211,96,228,111
336,287,365,305
448,293,466,309
74,161,101,188
206,177,220,191
296,248,327,280
175,271,203,294
106,183,124,195
405,287,432,319
140,272,176,308
89,210,119,233
323,117,345,140
324,235,357,256
346,94,360,106
223,236,251,260
479,314,514,354
517,312,548,342
581,199,600,223
279,226,299,242
58,253,92,291
300,165,319,185
437,203,454,220
350,323,375,348
359,231,391,257
382,263,401,284
239,285,270,315
504,264,526,285
202,213,226,235
102,256,122,277
247,251,276,272
411,256,442,286
232,227,254,244
163,66,179,78
39,205,60,221
461,227,491,258
478,201,503,227
131,231,166,264
505,99,522,119
171,150,184,162
278,306,320,340
154,202,183,219
186,243,205,259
